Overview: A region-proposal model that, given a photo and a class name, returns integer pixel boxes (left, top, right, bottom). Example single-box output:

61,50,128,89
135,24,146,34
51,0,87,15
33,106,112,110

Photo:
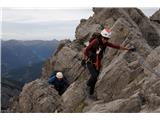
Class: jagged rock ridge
8,8,160,113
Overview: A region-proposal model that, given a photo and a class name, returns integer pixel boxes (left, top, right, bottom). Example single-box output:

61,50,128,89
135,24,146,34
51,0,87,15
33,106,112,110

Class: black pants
86,62,100,95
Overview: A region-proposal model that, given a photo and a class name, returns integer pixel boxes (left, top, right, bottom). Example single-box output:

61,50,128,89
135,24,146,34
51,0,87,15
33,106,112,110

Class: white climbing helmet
101,28,112,38
56,72,63,79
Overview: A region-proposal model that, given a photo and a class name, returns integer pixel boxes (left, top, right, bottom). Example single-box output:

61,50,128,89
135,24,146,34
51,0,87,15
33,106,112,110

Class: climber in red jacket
83,28,135,99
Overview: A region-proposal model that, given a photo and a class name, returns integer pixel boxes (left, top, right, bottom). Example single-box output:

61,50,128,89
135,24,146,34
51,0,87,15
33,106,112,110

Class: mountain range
2,40,59,74
1,39,59,110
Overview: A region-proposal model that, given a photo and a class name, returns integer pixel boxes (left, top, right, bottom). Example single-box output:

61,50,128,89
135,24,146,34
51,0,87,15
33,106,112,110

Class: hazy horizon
2,8,159,41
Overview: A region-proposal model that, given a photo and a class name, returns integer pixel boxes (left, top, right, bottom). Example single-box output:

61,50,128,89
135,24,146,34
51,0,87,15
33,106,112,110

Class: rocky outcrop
8,8,160,113
87,93,142,113
150,9,160,24
150,9,160,44
8,79,61,112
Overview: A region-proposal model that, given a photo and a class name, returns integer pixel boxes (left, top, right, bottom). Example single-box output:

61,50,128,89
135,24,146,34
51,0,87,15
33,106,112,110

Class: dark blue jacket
48,75,69,95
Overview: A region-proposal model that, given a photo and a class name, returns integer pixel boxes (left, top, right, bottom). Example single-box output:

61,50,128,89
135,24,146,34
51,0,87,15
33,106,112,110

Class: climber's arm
106,41,129,50
48,76,56,85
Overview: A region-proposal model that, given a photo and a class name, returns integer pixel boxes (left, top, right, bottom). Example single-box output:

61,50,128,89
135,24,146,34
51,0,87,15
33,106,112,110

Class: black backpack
88,32,101,43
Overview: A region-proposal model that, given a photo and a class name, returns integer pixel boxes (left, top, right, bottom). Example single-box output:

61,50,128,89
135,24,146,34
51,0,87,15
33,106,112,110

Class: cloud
140,7,159,17
2,8,93,40
2,8,159,40
2,20,80,40
2,8,93,23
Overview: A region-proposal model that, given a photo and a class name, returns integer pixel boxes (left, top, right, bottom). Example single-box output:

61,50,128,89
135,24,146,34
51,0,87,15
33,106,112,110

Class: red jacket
84,39,128,58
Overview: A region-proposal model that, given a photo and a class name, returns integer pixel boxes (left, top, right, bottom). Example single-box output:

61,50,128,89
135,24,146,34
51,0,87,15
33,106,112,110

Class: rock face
8,79,61,112
8,8,160,113
150,9,160,24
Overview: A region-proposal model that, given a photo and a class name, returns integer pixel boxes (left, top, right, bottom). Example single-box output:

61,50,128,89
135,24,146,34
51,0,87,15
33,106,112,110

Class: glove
81,59,86,67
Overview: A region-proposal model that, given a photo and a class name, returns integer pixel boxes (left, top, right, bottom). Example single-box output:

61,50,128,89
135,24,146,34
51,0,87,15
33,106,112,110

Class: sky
1,8,159,41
